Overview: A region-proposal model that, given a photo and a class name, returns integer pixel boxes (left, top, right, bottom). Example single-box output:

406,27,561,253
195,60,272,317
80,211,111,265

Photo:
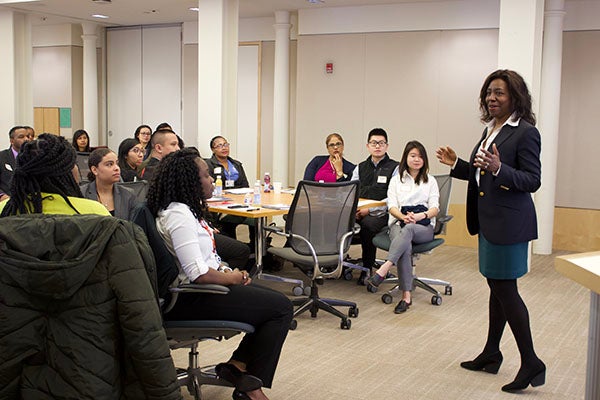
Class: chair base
291,282,357,330
378,275,452,306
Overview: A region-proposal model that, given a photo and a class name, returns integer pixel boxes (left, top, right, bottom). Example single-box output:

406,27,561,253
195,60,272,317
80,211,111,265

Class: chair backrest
116,180,149,202
433,174,452,235
131,202,179,299
285,180,359,256
76,151,91,183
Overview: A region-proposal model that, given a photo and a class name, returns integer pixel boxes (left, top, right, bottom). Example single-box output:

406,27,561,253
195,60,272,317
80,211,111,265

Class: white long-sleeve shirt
387,172,439,228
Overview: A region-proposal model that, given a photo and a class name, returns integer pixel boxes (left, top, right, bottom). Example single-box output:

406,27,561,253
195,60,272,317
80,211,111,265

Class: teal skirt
478,234,529,279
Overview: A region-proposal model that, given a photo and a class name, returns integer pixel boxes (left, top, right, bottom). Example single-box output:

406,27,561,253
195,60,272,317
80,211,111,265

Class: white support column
497,0,545,109
533,0,565,255
197,0,239,154
272,11,291,186
0,10,33,148
82,23,99,145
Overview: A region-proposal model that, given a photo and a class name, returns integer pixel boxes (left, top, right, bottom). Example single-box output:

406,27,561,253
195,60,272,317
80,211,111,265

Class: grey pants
387,223,434,291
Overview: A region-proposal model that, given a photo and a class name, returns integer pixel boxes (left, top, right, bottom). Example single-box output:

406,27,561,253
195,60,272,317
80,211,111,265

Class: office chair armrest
170,283,230,295
263,224,286,235
164,284,230,314
438,215,453,223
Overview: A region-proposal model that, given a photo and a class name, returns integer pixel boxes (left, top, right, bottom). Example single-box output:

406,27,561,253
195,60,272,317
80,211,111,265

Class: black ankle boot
501,360,546,392
460,351,503,374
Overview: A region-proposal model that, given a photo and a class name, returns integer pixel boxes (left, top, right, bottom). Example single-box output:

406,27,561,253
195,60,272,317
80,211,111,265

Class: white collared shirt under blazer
386,172,440,228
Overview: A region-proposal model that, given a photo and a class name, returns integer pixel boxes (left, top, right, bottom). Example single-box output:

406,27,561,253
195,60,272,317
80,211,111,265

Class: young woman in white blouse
146,148,293,400
366,140,439,314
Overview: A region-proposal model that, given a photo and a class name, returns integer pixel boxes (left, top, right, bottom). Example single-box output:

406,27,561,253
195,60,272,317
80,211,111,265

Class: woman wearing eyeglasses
207,136,250,189
134,124,153,160
303,133,355,182
118,138,144,182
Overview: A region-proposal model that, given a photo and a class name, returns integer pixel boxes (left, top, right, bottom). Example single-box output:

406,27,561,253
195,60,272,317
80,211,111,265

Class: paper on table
262,204,290,210
206,196,233,202
225,188,253,194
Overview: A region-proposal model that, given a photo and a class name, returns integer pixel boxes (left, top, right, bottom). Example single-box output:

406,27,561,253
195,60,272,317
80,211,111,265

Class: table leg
253,216,265,276
586,291,600,400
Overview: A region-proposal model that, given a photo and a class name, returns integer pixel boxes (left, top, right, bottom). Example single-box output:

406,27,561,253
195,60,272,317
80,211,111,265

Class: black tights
483,278,539,366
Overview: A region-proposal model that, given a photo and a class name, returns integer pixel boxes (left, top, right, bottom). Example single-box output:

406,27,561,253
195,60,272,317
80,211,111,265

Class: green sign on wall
59,108,71,128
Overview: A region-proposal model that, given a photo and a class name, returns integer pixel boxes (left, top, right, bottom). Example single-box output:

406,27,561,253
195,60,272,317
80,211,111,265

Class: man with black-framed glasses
350,128,398,284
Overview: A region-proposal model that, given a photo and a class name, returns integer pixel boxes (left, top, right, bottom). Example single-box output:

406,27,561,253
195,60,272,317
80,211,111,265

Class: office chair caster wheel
445,285,453,295
381,293,393,304
431,295,442,306
348,306,359,318
343,270,353,280
340,318,351,329
187,376,201,399
367,283,378,293
289,319,298,330
304,286,312,296
292,286,304,296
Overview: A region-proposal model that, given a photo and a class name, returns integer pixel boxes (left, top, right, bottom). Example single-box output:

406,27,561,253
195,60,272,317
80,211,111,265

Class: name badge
225,179,235,188
377,175,387,184
214,166,222,174
5,163,12,172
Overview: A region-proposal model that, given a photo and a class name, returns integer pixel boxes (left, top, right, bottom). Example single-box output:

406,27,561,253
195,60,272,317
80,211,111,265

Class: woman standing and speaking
436,69,545,393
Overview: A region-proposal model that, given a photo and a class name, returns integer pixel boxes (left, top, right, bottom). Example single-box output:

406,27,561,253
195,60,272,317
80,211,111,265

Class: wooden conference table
208,189,385,278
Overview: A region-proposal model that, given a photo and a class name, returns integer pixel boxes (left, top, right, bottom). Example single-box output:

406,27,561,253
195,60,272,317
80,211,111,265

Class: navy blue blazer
451,119,541,245
303,155,355,182
0,148,16,196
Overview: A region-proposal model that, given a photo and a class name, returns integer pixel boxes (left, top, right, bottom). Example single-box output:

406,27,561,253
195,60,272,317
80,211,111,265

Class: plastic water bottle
244,192,253,205
253,180,262,205
214,175,223,197
263,172,271,192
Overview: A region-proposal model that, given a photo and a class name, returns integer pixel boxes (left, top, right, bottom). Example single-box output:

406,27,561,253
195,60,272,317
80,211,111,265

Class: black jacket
0,147,16,196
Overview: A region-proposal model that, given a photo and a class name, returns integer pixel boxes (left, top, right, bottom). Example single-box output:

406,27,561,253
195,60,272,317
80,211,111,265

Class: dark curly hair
479,69,536,126
146,148,206,219
1,133,83,216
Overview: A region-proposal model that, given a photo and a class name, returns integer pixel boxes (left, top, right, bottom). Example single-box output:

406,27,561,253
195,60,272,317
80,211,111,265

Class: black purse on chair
399,204,430,227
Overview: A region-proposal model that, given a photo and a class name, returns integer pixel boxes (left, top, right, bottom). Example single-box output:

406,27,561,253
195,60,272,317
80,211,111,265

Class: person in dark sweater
350,128,398,284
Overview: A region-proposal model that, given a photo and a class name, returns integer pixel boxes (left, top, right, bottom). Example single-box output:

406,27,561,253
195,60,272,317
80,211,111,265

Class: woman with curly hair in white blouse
366,140,439,314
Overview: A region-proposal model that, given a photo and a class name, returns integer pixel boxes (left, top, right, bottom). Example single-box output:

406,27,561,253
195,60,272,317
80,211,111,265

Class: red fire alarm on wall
326,62,333,74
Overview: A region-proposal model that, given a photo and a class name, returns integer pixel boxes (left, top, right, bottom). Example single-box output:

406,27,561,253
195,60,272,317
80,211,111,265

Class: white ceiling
0,0,449,27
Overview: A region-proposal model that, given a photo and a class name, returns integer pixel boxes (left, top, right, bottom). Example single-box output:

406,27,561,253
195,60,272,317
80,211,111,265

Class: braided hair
146,148,205,219
1,133,83,217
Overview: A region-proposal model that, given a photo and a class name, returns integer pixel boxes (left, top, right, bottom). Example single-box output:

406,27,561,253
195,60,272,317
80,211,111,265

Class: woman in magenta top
303,133,355,182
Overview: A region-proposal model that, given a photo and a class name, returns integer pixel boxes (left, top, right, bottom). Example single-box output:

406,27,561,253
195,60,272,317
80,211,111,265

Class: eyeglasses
368,140,387,147
130,147,144,154
327,142,343,148
213,143,230,149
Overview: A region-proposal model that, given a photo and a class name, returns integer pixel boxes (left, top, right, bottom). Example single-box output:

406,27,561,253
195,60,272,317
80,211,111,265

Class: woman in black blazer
436,69,545,393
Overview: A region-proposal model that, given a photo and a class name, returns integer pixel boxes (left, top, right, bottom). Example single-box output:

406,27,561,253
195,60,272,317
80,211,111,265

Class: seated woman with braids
147,148,293,400
0,133,109,216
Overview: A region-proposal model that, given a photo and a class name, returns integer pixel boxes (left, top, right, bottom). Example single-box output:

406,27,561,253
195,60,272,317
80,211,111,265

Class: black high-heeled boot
460,351,503,374
501,360,546,393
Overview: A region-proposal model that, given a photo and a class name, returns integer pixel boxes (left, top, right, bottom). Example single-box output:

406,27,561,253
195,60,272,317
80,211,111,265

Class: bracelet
423,212,428,219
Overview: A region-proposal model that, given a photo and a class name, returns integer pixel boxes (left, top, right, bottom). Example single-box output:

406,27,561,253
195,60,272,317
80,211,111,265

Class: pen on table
245,208,260,211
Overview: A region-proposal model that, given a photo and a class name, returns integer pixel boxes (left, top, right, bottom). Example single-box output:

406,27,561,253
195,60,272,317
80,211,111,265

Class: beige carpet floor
171,238,589,400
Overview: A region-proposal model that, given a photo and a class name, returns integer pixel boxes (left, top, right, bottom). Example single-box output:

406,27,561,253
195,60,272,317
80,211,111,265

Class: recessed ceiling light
189,7,199,12
307,0,325,4
92,0,111,3
91,14,109,19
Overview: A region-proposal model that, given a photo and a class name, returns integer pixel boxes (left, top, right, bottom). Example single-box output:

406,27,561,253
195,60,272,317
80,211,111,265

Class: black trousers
164,284,293,388
357,214,388,269
215,233,251,271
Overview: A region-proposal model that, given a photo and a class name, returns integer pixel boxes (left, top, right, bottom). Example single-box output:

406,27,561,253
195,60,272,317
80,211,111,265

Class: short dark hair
368,128,388,142
1,133,82,216
210,135,226,149
479,69,536,125
118,138,141,170
147,148,205,219
150,129,176,148
398,140,430,185
9,126,27,139
155,122,172,131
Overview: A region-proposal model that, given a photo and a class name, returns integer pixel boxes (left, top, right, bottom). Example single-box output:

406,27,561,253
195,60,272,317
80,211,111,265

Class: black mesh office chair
115,180,149,202
265,180,360,330
132,204,256,399
369,174,453,306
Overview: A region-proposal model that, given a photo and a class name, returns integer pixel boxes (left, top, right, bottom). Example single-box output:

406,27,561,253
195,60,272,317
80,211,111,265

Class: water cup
273,181,282,194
